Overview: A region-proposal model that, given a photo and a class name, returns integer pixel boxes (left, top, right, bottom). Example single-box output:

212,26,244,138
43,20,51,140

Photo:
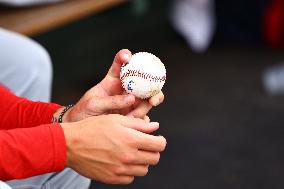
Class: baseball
120,52,166,99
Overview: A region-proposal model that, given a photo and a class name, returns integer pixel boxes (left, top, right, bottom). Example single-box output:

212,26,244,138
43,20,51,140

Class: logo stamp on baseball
120,52,167,99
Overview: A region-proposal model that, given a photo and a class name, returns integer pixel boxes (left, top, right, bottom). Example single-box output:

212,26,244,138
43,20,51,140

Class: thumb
95,94,135,112
107,49,131,78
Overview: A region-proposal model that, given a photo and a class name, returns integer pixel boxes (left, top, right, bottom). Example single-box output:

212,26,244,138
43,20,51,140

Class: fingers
127,100,152,118
94,94,136,113
143,115,150,123
112,153,160,183
129,150,160,165
135,151,160,165
115,164,149,177
127,92,164,118
107,175,134,185
121,117,166,152
149,91,165,106
144,122,160,133
121,116,159,134
135,134,167,152
107,49,132,78
126,165,149,177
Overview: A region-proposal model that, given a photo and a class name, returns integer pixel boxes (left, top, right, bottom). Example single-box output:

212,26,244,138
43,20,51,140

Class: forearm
0,123,66,181
0,86,62,129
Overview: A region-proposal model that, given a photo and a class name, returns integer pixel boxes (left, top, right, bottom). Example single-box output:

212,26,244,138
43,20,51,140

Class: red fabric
0,86,62,130
264,0,284,47
0,86,66,181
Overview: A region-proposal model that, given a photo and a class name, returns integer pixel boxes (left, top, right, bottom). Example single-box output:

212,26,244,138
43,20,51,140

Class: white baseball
120,52,166,99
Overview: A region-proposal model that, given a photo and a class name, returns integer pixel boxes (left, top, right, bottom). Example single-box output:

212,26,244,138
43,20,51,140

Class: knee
14,42,53,101
0,29,53,84
29,43,53,85
15,40,53,88
0,29,53,100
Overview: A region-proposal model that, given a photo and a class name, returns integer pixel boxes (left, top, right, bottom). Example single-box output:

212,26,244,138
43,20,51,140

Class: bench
0,0,127,36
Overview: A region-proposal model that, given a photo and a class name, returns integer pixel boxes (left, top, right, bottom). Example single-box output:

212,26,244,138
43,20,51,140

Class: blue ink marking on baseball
127,80,134,92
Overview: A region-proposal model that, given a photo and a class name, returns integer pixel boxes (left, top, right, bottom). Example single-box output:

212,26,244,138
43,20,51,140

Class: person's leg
0,28,52,102
6,168,91,189
0,181,12,189
0,28,91,189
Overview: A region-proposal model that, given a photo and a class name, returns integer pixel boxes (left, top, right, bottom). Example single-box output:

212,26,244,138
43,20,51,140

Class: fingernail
124,95,134,103
123,53,130,61
152,99,159,106
149,122,159,127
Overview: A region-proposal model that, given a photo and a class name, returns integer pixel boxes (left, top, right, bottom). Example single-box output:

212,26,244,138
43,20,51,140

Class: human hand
63,49,164,122
61,114,167,184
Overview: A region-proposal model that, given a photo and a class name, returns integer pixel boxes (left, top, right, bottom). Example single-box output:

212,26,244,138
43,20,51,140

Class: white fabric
0,28,52,102
171,0,216,53
263,63,284,95
0,181,11,189
6,168,91,189
0,28,91,188
0,0,63,6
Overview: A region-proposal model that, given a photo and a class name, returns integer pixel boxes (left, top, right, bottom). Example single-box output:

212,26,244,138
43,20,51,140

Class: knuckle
152,153,161,165
127,136,140,147
144,115,150,122
105,176,119,184
141,167,149,176
123,177,135,185
159,136,167,151
86,98,98,112
114,166,126,175
120,153,135,164
106,175,134,185
111,97,122,107
159,92,165,101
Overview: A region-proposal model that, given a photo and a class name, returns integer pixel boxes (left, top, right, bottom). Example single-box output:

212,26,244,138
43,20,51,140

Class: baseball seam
120,69,166,82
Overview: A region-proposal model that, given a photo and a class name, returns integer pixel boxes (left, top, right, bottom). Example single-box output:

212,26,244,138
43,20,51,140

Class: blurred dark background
33,0,284,188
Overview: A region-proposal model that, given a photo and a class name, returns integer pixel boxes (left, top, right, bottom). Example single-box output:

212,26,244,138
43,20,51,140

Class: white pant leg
0,28,91,189
0,28,52,102
6,168,91,189
0,181,12,189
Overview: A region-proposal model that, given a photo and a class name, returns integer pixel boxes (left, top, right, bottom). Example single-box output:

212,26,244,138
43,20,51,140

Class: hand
61,114,167,184
63,49,164,122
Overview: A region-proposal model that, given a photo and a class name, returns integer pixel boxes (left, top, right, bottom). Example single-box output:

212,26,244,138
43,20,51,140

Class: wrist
52,107,64,123
61,123,75,168
52,105,74,123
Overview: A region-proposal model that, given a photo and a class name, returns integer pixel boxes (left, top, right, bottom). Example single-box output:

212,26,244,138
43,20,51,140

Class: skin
61,115,166,184
54,49,167,185
54,49,165,122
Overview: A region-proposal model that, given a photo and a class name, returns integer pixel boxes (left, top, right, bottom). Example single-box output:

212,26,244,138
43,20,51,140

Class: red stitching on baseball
121,69,166,82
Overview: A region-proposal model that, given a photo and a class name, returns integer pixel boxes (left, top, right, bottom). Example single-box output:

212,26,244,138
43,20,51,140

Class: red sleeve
0,123,66,181
0,86,66,180
0,85,62,129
